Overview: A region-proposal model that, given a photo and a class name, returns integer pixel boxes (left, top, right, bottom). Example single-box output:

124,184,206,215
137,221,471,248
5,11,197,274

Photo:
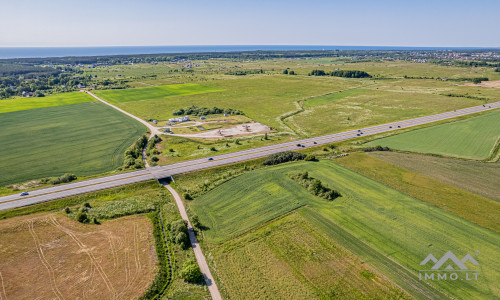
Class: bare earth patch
0,213,156,299
463,80,500,88
171,122,271,139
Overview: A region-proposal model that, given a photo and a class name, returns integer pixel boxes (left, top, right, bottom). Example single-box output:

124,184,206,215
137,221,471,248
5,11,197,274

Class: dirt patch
463,80,500,88
172,122,271,139
0,213,156,299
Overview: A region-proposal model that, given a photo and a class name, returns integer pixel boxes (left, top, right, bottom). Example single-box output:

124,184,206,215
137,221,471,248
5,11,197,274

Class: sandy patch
463,80,500,89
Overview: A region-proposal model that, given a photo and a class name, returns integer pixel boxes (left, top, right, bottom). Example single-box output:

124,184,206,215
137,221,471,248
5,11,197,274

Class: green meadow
366,109,500,159
93,83,224,104
0,92,95,114
190,160,500,299
0,102,146,186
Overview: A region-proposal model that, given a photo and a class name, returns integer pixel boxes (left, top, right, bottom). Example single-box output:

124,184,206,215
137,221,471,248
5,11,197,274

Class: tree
283,69,288,74
76,212,88,223
175,232,189,249
180,259,203,282
289,70,295,75
191,215,200,228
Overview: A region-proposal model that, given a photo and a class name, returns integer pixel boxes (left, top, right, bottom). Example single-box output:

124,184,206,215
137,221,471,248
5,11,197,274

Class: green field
190,160,500,299
369,151,500,202
366,109,500,159
0,102,146,186
213,211,410,299
0,92,95,114
93,83,224,104
303,87,367,108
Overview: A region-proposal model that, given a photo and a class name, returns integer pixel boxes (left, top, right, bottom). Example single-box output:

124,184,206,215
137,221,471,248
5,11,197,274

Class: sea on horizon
0,45,489,59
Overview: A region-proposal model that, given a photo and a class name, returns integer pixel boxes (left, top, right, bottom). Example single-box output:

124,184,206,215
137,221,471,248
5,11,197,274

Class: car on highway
208,157,214,161
397,125,401,128
297,144,301,147
20,191,29,196
356,134,360,136
313,141,317,144
389,126,392,128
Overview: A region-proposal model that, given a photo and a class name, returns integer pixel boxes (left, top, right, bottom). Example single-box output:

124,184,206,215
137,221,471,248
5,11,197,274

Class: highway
1,101,498,211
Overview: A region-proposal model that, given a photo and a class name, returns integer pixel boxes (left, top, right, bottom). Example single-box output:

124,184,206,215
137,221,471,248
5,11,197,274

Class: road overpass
1,101,498,211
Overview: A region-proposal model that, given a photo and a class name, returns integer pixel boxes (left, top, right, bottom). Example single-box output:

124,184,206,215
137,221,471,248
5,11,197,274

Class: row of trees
263,151,306,166
289,171,341,201
122,135,147,169
172,105,244,116
308,69,371,78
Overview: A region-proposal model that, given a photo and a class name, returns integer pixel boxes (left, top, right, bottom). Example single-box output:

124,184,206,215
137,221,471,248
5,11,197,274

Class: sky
1,0,499,47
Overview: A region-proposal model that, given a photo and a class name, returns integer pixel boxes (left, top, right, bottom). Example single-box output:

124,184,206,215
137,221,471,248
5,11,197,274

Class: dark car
20,191,29,196
358,129,361,132
397,125,401,128
389,126,392,128
356,133,360,136
297,144,301,147
208,157,214,161
313,141,317,144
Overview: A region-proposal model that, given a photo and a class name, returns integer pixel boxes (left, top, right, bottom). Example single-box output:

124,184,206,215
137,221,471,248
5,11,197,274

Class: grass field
93,83,224,104
190,160,500,299
212,211,410,299
366,109,500,159
0,213,156,299
303,87,367,108
335,152,500,232
368,151,500,202
0,102,146,186
0,91,95,113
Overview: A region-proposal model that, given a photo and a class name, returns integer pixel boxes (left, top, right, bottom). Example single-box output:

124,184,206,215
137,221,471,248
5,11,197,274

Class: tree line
172,105,244,116
308,69,371,78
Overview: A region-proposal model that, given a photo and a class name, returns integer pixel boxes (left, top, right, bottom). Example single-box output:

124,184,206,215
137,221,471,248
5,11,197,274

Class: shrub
289,171,341,201
210,147,217,151
263,151,307,166
183,193,193,200
363,146,391,152
304,155,317,161
151,156,159,162
180,259,203,283
76,212,89,223
175,232,189,249
191,215,200,229
64,207,71,214
50,173,77,185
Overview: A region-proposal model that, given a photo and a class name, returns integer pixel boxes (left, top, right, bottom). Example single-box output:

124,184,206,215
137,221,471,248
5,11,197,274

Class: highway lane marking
1,103,498,207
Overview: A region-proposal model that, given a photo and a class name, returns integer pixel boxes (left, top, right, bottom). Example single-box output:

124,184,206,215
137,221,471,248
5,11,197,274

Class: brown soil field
0,213,156,300
463,80,500,88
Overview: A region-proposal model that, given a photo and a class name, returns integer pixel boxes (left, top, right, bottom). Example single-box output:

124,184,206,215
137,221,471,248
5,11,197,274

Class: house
77,84,86,89
168,116,190,123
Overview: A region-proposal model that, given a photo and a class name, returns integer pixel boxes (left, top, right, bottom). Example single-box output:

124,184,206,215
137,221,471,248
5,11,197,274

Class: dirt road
160,181,222,300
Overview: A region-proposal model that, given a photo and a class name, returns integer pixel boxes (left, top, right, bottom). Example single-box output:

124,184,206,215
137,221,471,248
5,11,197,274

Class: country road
161,182,222,300
0,101,498,211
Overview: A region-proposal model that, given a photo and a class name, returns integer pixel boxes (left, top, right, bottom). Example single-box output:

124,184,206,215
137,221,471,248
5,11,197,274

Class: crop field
368,151,500,202
212,211,410,299
0,102,146,186
93,83,224,104
366,109,500,159
0,213,156,299
303,87,367,108
0,91,95,113
190,161,500,299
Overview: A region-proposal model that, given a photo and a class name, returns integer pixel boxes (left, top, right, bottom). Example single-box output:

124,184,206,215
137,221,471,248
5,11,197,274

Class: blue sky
1,0,499,47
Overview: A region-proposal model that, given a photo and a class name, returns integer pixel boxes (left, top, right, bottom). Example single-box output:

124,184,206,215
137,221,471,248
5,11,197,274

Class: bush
304,155,317,161
263,151,307,166
64,207,71,214
151,156,159,162
76,212,89,223
210,147,217,151
175,232,189,249
180,259,203,283
50,173,77,185
183,193,193,200
191,215,200,229
173,105,244,116
363,146,391,152
289,171,341,201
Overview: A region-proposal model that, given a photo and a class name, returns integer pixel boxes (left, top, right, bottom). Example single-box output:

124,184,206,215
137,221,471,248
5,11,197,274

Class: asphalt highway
1,101,498,211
